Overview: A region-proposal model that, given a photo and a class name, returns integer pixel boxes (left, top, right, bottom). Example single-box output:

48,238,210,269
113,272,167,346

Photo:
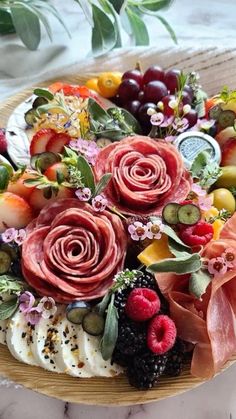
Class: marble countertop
1,0,236,416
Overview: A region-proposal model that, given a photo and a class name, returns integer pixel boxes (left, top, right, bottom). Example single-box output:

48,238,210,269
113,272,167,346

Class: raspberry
147,314,177,355
0,129,7,154
125,288,160,322
179,220,213,246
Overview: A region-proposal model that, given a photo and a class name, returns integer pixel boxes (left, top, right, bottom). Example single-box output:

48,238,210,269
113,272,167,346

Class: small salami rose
22,199,127,303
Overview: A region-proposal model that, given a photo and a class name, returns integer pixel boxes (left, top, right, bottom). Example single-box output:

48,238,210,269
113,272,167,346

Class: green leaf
155,15,177,44
152,222,190,251
74,0,93,26
0,274,25,295
120,8,132,35
148,253,202,275
94,173,112,197
0,10,15,35
138,0,173,12
168,237,191,258
77,156,95,193
32,1,70,38
96,292,111,316
189,269,212,299
88,98,111,126
34,88,54,101
0,166,10,192
98,0,122,47
91,4,117,57
107,107,142,134
56,170,65,185
0,296,19,320
190,151,208,178
107,0,124,13
101,294,118,361
10,4,41,50
126,7,149,46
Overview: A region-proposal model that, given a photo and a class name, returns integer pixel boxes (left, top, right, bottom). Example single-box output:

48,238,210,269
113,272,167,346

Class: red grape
118,79,140,104
144,81,168,103
122,69,143,87
125,100,141,117
161,95,176,116
181,91,192,105
185,109,198,127
138,103,156,126
183,85,194,101
164,69,181,94
138,91,145,103
143,65,164,85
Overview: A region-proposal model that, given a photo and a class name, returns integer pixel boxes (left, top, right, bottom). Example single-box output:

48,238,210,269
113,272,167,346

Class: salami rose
94,136,192,216
22,199,127,303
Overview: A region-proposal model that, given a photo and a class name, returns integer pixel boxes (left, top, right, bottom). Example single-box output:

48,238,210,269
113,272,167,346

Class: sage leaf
34,88,54,101
88,99,111,126
96,292,111,316
189,269,212,299
190,151,209,178
77,155,95,193
94,174,112,197
0,296,19,320
156,222,190,251
126,7,149,46
0,166,10,192
91,4,117,56
10,4,41,50
168,237,191,258
101,295,118,361
148,253,202,275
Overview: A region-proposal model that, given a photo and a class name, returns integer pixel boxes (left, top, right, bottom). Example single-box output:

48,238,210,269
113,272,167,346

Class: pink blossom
208,257,228,277
198,195,213,211
15,229,26,245
38,297,57,319
160,116,174,128
25,306,43,325
75,187,91,201
69,138,100,165
196,118,215,131
191,183,207,197
150,112,165,126
92,195,107,212
19,291,35,314
222,248,236,269
173,117,189,133
1,228,17,243
128,221,148,241
165,135,176,143
146,219,164,240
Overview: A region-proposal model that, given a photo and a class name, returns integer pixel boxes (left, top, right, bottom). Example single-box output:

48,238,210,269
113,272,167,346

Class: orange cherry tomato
85,78,101,94
97,72,122,98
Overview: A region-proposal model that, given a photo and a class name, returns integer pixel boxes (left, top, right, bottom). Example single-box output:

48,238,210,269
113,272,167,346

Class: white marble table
1,0,236,416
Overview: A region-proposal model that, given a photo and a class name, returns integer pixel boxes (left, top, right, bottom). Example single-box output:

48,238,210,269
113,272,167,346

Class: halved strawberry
221,138,236,166
46,133,71,154
30,128,56,156
44,162,69,181
29,186,74,212
0,192,33,232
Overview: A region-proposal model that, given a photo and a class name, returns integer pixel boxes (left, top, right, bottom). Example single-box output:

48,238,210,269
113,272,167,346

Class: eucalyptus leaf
91,4,117,56
10,4,41,50
101,295,119,361
139,0,173,12
107,0,124,13
74,0,93,26
189,269,212,299
32,0,70,38
126,7,149,46
154,15,177,44
148,253,202,275
24,3,53,41
34,88,54,101
98,0,122,47
0,10,15,35
0,296,19,320
94,174,112,197
77,155,95,193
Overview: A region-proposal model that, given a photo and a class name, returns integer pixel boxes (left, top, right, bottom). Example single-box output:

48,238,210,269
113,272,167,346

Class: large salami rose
22,199,127,303
94,136,192,216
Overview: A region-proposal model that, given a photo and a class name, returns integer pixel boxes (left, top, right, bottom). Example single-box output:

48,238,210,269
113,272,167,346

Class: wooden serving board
0,75,235,406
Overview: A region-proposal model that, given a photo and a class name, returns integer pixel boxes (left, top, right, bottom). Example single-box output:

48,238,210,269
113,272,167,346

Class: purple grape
185,109,198,127
138,102,156,126
164,69,181,94
122,70,143,88
143,65,164,85
118,79,140,104
143,81,168,103
125,100,141,117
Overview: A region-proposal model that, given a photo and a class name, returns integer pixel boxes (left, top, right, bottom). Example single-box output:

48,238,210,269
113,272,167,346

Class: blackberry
127,352,167,389
115,319,147,356
111,348,133,368
165,338,186,377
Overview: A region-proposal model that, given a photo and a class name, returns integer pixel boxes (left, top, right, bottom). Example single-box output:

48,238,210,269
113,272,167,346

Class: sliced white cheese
6,311,38,366
55,320,93,378
79,331,123,378
31,308,64,373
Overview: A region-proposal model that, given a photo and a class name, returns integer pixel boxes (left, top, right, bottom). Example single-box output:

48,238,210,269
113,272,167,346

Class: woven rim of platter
0,70,236,406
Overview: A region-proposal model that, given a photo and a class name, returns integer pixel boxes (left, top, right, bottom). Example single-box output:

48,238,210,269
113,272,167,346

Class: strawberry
125,288,160,322
30,128,56,156
0,192,33,232
44,162,69,181
29,186,74,212
0,129,7,154
221,138,236,166
147,314,177,355
46,133,71,154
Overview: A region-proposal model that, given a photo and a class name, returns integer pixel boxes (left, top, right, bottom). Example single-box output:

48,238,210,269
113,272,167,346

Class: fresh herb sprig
190,151,222,189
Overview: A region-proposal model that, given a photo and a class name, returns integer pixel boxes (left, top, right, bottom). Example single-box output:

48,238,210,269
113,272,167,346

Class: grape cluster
114,65,198,133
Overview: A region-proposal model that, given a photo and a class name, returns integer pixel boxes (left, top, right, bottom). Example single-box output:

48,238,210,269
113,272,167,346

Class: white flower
157,101,164,111
147,107,156,116
183,104,191,115
146,219,164,240
168,99,178,109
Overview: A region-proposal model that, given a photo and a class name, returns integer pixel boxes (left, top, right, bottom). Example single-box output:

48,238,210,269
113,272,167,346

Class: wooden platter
0,74,236,406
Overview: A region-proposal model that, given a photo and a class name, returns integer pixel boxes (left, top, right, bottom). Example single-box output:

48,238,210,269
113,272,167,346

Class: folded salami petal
94,136,192,215
22,199,127,302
